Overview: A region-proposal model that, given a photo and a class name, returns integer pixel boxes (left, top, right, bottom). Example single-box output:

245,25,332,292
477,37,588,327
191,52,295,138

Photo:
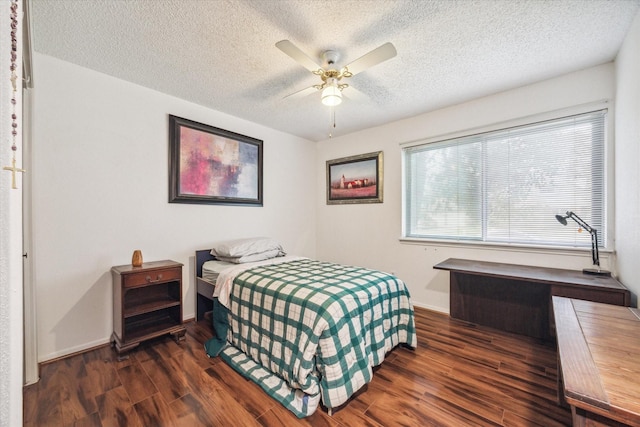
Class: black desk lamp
555,211,610,276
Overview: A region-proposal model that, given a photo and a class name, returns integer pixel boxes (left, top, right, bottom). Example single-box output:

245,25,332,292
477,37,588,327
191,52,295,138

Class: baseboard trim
38,319,196,365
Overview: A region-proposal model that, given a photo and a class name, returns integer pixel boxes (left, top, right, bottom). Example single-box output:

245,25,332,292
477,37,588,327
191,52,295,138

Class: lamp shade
321,84,342,106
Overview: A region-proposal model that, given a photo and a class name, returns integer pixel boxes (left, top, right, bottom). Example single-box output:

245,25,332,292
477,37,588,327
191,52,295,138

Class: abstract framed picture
326,151,383,205
168,115,263,206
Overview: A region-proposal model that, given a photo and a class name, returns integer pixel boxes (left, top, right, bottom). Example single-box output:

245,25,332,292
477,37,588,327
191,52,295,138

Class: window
403,110,607,248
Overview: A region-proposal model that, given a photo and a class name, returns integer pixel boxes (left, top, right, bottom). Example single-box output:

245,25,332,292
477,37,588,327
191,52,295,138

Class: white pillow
214,249,284,264
210,237,284,258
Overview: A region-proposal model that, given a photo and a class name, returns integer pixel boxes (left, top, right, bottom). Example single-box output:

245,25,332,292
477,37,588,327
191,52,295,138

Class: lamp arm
566,211,600,267
566,211,594,234
591,229,600,267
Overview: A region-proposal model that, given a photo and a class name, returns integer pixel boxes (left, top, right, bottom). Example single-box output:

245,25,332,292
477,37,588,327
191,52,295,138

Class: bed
194,239,417,417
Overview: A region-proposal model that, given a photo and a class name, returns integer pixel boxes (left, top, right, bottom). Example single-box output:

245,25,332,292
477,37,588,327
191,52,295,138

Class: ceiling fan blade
276,40,321,73
343,42,397,76
283,85,319,100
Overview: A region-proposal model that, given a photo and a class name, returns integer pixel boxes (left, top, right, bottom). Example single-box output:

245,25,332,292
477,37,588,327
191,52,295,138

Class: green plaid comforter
223,258,417,416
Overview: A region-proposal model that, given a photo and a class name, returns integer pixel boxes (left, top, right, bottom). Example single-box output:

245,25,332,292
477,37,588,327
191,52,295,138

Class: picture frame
168,115,263,206
326,151,383,205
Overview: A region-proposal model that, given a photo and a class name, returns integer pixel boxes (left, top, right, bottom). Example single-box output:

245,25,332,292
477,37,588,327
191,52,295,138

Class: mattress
201,259,235,283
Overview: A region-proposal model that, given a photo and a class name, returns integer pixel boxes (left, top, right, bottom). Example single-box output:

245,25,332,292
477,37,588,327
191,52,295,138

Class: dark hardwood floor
23,307,571,426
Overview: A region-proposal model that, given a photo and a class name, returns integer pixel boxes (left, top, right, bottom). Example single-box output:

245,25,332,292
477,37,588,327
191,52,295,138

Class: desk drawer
124,267,181,288
551,284,629,307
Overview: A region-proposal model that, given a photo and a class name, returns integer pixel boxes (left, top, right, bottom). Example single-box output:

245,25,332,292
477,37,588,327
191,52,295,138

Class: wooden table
434,258,630,340
553,296,640,426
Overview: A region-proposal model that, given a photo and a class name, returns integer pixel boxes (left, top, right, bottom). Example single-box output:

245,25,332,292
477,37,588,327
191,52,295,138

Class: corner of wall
613,8,640,301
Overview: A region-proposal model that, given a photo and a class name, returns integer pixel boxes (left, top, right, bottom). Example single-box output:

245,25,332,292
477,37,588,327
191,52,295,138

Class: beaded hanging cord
3,0,25,190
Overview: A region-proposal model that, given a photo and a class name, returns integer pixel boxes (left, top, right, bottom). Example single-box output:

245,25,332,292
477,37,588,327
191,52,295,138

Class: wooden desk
434,258,630,340
553,297,640,426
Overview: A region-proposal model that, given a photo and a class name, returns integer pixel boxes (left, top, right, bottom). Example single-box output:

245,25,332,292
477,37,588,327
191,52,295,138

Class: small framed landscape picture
326,151,383,205
168,115,263,206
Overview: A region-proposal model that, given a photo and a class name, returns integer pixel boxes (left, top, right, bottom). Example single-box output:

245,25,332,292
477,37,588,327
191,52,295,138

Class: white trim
22,0,32,89
23,87,37,385
39,337,111,364
399,236,613,255
411,301,449,315
399,100,610,149
1,1,24,425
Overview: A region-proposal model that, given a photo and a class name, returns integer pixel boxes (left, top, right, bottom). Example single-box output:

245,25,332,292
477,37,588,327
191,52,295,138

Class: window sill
399,237,613,256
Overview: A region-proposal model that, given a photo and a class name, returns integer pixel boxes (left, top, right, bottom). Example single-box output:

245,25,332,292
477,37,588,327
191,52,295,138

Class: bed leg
328,408,332,416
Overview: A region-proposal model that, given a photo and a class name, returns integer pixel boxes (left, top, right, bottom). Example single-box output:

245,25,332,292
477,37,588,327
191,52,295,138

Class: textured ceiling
30,0,640,142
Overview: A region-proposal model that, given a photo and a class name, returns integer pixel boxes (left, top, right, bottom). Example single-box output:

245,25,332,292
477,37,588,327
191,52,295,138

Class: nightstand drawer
123,267,181,288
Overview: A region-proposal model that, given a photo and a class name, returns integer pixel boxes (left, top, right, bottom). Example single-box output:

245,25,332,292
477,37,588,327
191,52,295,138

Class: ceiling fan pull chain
328,107,336,138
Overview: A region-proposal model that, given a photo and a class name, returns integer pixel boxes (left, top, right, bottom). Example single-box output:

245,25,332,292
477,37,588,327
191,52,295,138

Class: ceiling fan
276,40,397,107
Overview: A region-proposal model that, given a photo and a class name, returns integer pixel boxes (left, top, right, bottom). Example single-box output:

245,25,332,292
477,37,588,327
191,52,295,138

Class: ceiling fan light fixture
321,84,342,106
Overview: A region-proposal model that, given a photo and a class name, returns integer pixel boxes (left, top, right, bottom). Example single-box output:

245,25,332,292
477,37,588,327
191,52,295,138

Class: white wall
615,10,640,305
32,53,317,361
316,63,618,313
32,22,640,361
0,0,24,425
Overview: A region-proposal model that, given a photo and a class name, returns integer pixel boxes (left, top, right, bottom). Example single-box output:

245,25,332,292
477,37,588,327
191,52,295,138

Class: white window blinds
403,109,607,248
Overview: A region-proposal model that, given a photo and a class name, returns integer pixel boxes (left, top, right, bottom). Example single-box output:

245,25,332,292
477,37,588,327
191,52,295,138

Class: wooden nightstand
111,260,186,356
